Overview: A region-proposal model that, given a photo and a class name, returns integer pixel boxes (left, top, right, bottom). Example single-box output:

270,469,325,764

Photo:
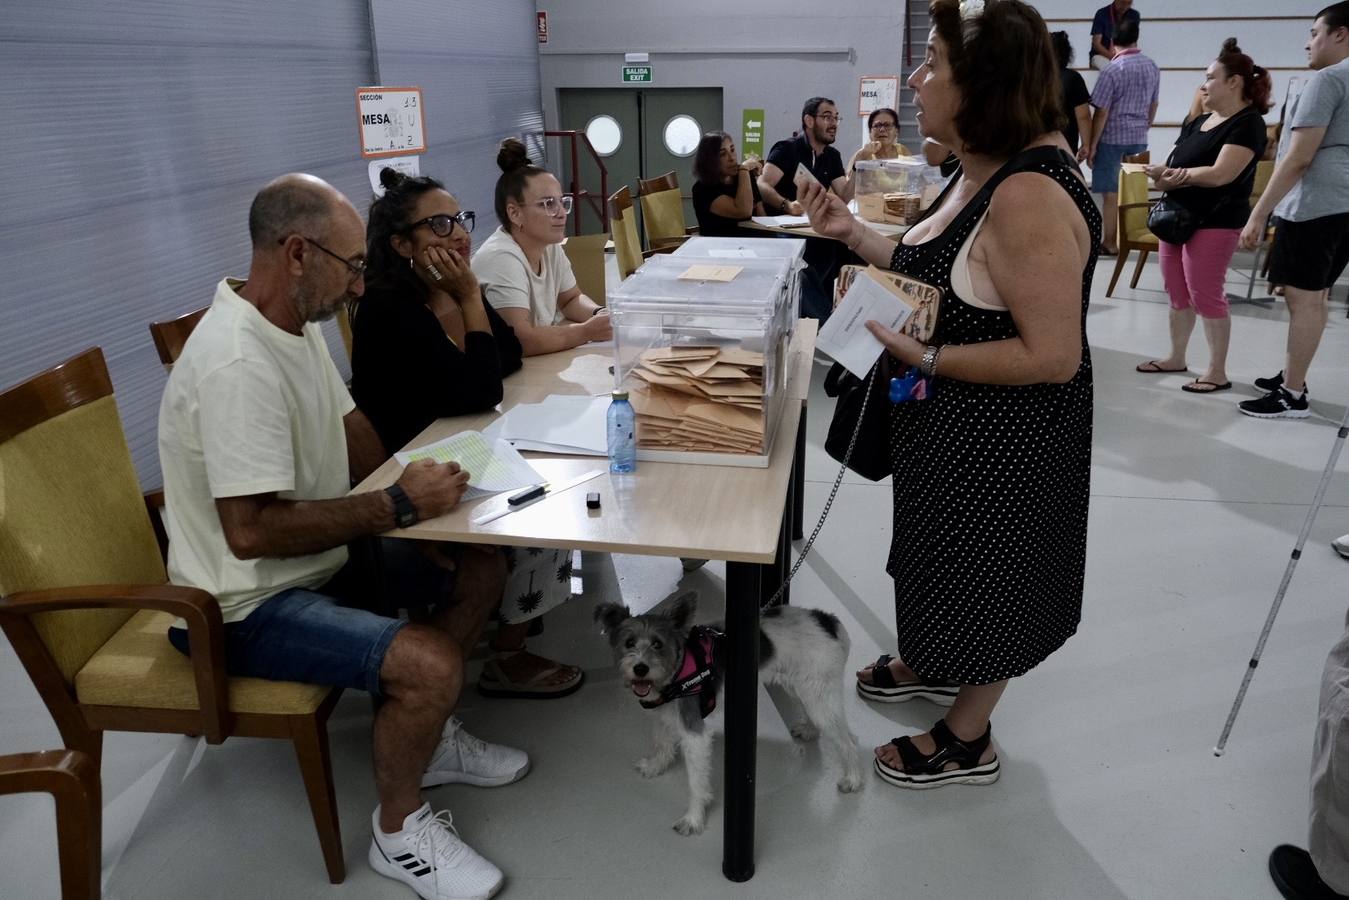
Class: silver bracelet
919,344,943,378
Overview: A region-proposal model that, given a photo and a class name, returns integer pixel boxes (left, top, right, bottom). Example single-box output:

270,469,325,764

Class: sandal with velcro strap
874,718,1001,789
855,654,959,706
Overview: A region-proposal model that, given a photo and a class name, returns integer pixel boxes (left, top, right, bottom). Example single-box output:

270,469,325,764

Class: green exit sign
622,65,652,83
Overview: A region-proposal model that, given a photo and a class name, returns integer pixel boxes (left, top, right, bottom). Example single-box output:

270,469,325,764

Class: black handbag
823,353,892,481
1146,195,1202,245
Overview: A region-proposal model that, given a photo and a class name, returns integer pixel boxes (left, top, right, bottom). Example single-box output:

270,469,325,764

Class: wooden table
352,322,817,882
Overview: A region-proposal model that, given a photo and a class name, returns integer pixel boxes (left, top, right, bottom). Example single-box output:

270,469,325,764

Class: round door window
585,115,622,157
663,115,702,157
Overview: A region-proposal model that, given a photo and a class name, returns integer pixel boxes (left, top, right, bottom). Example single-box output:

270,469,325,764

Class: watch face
396,510,417,528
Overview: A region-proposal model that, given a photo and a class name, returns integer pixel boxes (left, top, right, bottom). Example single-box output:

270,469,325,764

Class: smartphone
793,164,823,194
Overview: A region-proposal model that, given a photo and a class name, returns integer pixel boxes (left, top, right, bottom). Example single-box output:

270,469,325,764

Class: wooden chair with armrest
562,232,610,307
1106,168,1159,296
152,304,355,368
147,307,208,372
0,348,347,883
637,171,698,251
0,749,100,900
608,186,676,280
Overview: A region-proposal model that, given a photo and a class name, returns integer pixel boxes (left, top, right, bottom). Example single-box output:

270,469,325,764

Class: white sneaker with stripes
422,716,530,788
369,803,503,900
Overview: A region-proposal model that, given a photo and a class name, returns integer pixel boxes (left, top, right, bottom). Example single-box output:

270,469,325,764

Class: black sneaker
1239,386,1310,419
1253,370,1284,392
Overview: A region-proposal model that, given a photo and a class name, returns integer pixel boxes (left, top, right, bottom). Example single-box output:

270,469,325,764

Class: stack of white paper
496,394,609,456
749,214,813,228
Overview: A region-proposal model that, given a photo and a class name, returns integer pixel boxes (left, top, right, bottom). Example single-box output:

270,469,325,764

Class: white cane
1215,403,1349,756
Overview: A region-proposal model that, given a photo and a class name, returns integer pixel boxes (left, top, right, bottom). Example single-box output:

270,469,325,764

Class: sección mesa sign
356,87,428,159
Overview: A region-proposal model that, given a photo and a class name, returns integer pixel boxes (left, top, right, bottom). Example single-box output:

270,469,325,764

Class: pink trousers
1158,228,1242,319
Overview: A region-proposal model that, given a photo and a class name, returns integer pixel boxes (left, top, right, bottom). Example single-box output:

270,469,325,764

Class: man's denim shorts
167,539,458,696
1091,141,1148,194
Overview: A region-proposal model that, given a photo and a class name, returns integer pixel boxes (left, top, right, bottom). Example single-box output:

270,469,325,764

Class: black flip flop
1136,360,1188,374
1181,380,1232,393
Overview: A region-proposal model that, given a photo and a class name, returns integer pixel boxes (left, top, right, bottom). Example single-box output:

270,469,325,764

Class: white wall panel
0,1,545,491
369,1,543,246
0,2,375,488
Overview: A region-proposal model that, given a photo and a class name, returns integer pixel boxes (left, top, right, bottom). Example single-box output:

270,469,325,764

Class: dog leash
763,367,878,607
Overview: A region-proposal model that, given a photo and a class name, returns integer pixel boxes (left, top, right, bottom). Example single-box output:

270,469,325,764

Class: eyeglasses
409,211,476,237
284,236,367,285
526,196,573,217
871,121,897,130
812,113,841,123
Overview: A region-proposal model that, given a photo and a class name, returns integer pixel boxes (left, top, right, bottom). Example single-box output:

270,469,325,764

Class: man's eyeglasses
410,211,476,236
527,196,573,217
812,113,841,123
284,236,367,285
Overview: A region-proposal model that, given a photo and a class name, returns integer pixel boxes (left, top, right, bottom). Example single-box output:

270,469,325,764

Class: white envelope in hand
816,269,916,379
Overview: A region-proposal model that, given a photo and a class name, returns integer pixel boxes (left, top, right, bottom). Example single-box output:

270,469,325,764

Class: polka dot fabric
885,147,1100,686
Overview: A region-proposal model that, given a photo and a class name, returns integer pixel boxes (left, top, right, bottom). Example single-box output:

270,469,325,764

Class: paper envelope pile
627,345,765,454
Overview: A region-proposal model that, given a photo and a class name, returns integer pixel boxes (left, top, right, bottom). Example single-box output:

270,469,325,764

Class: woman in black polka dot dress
800,0,1099,789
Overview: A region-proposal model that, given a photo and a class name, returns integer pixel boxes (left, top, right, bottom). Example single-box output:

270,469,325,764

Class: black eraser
586,492,601,509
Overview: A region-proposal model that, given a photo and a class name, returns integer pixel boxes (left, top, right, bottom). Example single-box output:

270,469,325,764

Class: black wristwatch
384,484,419,528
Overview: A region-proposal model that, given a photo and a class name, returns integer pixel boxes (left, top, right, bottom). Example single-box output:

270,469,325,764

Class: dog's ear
593,602,630,634
667,591,698,632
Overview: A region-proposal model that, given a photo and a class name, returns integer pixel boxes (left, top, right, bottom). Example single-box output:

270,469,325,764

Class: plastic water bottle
607,389,637,473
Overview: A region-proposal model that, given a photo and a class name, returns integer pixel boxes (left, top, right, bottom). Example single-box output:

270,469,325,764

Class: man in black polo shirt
759,96,851,214
758,97,852,321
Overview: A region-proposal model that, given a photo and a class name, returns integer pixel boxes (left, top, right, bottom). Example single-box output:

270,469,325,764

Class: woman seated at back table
350,166,584,699
847,106,912,173
691,130,765,237
471,139,612,357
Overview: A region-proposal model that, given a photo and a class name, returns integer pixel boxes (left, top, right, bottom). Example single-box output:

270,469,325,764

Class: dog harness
640,625,724,719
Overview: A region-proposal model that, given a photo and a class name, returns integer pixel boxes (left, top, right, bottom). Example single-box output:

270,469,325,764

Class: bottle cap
612,389,629,400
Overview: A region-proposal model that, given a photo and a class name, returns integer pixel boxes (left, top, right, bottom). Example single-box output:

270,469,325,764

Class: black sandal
855,654,959,706
874,718,1000,789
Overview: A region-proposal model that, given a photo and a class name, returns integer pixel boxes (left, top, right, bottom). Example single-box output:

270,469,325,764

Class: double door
558,87,723,236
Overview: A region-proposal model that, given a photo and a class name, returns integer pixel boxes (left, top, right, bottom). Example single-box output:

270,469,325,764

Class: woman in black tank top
800,0,1100,790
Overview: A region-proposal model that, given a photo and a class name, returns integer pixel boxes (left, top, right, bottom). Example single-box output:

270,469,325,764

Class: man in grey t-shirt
1239,2,1349,421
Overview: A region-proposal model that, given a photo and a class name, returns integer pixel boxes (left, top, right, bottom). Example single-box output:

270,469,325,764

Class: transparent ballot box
854,157,943,225
672,236,806,321
607,253,798,467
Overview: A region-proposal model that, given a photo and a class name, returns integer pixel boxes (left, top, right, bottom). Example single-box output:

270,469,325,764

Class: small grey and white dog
595,592,863,835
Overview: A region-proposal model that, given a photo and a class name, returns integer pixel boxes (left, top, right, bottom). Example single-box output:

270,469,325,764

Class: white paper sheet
497,394,609,457
750,215,812,228
816,271,915,379
394,430,541,500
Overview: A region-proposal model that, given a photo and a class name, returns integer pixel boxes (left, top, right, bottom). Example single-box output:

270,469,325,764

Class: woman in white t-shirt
471,139,612,356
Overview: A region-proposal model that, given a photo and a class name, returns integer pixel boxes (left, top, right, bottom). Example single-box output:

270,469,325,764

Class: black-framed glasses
527,196,573,217
282,236,367,285
410,210,476,236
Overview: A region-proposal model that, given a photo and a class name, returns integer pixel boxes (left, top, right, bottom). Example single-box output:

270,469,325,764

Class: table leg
771,490,791,608
792,403,806,541
722,561,762,882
